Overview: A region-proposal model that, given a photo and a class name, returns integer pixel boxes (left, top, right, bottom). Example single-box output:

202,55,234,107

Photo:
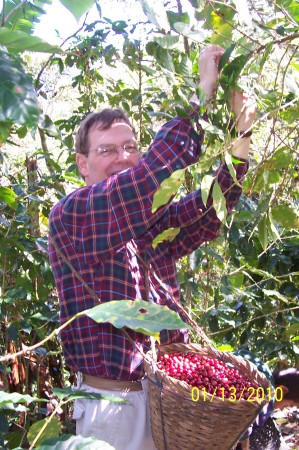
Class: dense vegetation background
0,0,298,447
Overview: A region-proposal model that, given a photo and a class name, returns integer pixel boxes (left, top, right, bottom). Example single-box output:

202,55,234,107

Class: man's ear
76,153,88,179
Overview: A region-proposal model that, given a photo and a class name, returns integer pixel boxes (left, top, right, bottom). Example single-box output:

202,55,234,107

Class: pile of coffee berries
157,351,259,400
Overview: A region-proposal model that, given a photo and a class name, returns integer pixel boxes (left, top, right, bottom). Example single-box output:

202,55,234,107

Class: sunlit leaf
262,289,289,303
0,391,46,406
225,153,241,187
83,300,190,341
212,182,227,224
152,227,180,249
138,0,170,32
0,187,17,207
267,213,281,243
152,168,185,213
0,28,61,53
59,0,94,22
201,174,215,207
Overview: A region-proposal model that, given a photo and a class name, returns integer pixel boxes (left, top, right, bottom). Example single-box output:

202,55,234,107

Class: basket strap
133,246,222,358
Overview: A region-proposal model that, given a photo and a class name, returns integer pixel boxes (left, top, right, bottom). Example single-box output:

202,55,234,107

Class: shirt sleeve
49,113,205,265
150,159,249,259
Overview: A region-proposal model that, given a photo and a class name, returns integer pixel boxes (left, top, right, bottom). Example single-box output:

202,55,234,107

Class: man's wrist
236,130,252,138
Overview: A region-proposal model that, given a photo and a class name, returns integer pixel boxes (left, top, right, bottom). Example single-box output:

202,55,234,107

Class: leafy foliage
0,0,298,447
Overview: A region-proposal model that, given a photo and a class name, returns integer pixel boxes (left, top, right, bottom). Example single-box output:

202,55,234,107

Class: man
48,45,256,449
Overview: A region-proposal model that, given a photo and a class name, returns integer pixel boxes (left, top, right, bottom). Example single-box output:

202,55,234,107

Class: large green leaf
0,391,47,406
83,300,190,341
0,28,61,53
138,0,170,32
59,0,97,22
152,168,186,213
0,49,40,126
37,434,115,450
0,0,51,33
27,417,62,448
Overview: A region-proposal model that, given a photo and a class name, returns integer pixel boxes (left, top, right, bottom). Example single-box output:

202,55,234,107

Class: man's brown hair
75,108,136,155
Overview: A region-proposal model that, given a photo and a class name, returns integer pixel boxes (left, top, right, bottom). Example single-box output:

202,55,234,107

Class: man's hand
230,90,257,132
199,44,224,102
230,90,257,159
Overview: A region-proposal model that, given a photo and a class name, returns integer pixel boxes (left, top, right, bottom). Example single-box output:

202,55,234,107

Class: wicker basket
144,342,273,450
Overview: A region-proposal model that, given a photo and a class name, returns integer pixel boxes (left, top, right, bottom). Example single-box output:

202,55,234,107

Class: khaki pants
73,378,157,450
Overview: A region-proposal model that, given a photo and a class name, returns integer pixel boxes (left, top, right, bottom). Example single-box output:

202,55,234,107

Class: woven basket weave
144,342,273,450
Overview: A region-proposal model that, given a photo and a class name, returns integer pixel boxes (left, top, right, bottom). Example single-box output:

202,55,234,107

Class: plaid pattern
49,112,248,381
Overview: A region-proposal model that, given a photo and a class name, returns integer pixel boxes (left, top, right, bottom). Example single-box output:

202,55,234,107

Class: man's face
76,121,140,185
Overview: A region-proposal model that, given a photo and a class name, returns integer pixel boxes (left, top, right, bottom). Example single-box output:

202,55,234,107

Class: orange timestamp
191,386,284,403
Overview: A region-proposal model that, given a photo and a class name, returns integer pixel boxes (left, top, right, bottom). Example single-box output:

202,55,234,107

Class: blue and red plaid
49,111,248,381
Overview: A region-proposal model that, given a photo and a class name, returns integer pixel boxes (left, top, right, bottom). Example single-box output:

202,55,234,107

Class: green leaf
218,44,236,71
282,0,299,23
154,34,180,49
152,227,180,249
139,0,170,32
266,147,293,169
0,28,61,53
37,434,115,450
1,0,50,34
0,49,40,126
262,289,289,303
167,11,190,28
152,168,185,213
212,182,227,224
0,186,17,207
83,300,190,341
156,46,175,73
0,391,46,406
286,324,299,338
0,121,11,144
201,174,215,207
267,213,281,243
258,216,268,251
59,0,95,22
27,417,61,448
229,272,244,288
225,153,241,187
210,22,233,46
217,344,234,352
271,205,299,229
220,54,249,88
52,388,126,403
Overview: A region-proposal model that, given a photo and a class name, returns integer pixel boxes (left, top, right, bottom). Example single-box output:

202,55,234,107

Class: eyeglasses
95,143,140,158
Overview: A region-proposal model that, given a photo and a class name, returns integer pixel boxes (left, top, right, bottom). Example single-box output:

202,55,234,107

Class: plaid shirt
49,111,248,381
